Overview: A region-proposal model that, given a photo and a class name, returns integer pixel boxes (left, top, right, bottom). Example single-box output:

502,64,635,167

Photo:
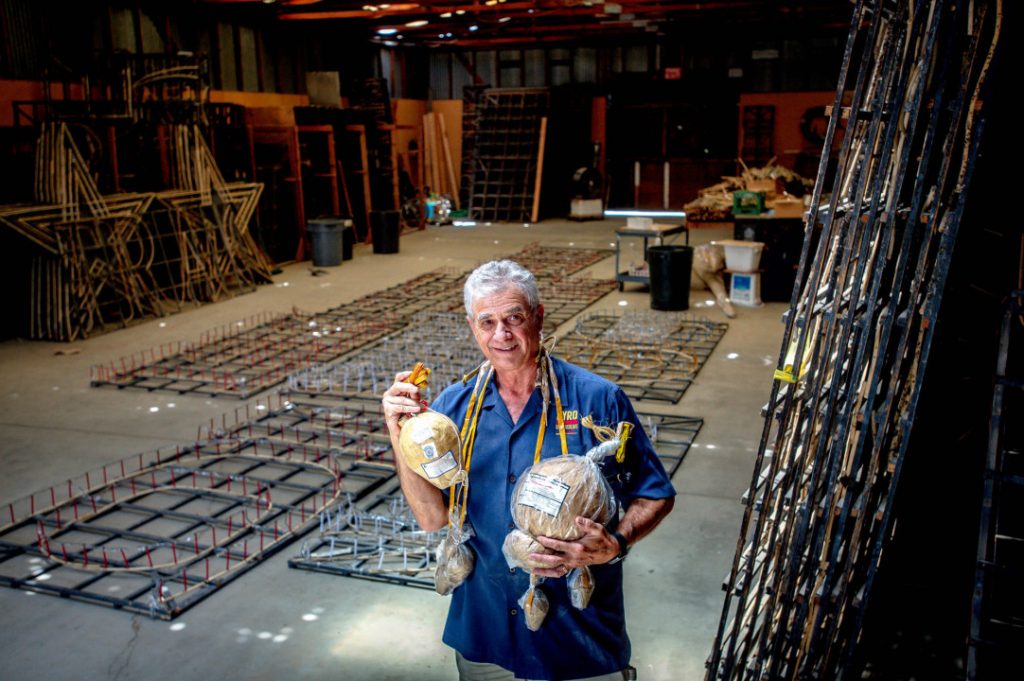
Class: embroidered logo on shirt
562,408,579,435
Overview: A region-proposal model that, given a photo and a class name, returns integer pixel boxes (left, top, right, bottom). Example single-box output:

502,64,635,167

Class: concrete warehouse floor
0,219,786,681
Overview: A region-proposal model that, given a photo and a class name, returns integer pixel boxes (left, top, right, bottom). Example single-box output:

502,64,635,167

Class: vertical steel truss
90,245,614,399
968,290,1024,679
706,1,1001,679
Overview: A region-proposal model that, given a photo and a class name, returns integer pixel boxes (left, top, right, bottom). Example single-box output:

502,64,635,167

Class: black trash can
370,210,401,254
307,218,346,267
648,245,693,311
341,222,355,261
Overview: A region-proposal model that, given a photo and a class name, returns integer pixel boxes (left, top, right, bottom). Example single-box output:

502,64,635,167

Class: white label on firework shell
518,473,571,517
421,451,458,479
421,442,438,459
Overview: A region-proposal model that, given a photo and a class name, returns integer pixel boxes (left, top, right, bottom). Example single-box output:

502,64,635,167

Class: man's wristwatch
607,530,630,564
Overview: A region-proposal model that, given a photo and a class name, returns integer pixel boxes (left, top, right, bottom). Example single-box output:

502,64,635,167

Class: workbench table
614,221,689,291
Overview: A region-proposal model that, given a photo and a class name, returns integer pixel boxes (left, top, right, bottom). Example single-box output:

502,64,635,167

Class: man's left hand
529,517,620,578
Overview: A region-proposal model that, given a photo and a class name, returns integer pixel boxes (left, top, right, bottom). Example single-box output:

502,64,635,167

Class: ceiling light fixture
455,9,465,14
468,24,478,31
498,16,511,23
405,19,429,27
362,4,378,10
440,12,452,18
377,27,399,34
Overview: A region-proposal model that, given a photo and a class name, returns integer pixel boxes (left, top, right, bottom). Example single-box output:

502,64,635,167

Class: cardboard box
771,197,805,219
746,178,779,195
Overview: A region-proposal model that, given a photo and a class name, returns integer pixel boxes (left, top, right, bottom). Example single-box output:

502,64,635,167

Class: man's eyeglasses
475,312,530,334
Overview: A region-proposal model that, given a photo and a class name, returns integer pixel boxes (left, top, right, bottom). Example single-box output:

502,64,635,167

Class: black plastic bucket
307,218,346,267
341,222,355,260
648,245,694,311
370,210,400,254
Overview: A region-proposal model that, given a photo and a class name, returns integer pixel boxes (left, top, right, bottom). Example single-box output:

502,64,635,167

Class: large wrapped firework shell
510,454,616,541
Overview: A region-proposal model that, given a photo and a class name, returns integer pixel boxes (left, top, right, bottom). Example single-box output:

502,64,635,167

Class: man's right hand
381,371,447,532
381,370,427,431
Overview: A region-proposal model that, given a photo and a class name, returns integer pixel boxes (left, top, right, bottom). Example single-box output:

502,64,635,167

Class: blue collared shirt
431,357,676,681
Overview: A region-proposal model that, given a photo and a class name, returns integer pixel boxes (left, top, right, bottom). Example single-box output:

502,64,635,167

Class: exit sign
664,67,682,80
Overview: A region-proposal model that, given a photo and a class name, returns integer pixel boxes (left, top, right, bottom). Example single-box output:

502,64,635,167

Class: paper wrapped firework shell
510,454,616,541
502,528,554,572
435,529,475,595
518,585,549,632
397,410,463,489
568,566,595,609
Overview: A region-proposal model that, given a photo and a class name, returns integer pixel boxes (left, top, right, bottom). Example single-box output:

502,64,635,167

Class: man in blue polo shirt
382,259,676,681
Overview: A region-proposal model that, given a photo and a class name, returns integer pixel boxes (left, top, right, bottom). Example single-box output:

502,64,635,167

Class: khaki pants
456,651,635,681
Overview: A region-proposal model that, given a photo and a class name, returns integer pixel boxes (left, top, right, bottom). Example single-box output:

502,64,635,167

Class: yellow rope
547,352,569,457
580,415,615,443
450,365,493,528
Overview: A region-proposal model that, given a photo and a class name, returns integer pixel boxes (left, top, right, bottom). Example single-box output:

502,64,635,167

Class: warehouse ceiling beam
199,0,852,44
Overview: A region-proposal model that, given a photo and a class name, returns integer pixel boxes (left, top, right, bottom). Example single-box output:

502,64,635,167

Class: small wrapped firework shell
434,523,475,596
567,566,595,609
518,583,550,632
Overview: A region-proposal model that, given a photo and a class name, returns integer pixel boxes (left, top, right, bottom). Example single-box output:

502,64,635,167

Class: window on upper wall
216,22,237,90
475,51,495,87
574,48,597,83
196,25,212,77
238,26,258,91
498,50,522,87
624,45,648,73
139,10,164,52
524,49,545,87
259,33,277,93
110,7,135,52
429,52,451,99
548,48,571,87
452,53,474,100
